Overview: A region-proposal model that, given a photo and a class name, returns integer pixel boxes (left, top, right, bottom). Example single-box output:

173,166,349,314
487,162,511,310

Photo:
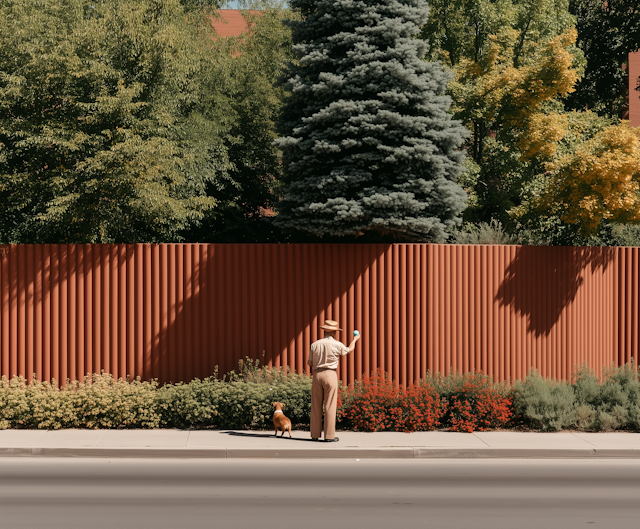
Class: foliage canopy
518,124,640,237
421,0,582,232
181,7,296,242
0,0,229,243
567,0,640,118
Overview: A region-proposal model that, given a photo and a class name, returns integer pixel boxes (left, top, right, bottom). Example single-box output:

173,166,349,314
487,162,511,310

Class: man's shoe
312,438,319,441
324,437,339,442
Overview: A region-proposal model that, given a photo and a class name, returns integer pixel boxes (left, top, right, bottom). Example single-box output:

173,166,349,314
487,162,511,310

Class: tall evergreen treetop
275,0,469,242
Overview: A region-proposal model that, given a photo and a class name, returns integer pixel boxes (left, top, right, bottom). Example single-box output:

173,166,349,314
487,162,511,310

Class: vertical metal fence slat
1,243,637,385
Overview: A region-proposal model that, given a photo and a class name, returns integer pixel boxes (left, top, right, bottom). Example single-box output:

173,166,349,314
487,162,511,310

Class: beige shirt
307,336,350,371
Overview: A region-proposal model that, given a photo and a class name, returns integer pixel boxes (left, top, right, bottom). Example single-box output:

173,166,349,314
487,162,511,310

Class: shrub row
0,360,311,430
339,364,640,432
1,360,638,432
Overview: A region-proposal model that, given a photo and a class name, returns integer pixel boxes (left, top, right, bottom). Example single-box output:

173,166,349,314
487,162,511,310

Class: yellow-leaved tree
424,0,640,245
449,27,579,162
422,0,583,231
526,124,640,237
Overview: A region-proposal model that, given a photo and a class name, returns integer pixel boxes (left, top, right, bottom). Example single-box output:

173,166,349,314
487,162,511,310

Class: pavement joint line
473,433,492,447
97,430,108,446
28,431,47,446
570,432,598,447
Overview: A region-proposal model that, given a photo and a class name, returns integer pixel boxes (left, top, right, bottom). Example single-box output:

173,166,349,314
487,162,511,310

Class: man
307,319,360,442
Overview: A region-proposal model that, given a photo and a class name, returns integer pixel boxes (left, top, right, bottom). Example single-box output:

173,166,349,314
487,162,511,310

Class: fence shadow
162,243,389,385
495,245,616,337
0,243,388,385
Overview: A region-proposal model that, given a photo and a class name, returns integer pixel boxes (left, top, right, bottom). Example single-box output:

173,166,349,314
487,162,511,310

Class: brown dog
272,402,292,438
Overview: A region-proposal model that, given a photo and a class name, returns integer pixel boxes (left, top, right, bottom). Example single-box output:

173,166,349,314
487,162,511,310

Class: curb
1,447,639,459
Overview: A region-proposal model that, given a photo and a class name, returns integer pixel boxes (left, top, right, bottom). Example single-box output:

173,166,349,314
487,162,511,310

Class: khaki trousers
311,369,338,439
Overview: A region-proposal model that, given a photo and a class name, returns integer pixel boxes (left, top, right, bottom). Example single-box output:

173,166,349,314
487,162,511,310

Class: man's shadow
220,431,322,442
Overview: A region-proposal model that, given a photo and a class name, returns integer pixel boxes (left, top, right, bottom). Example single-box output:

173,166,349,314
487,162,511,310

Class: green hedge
1,359,638,432
157,377,311,430
0,359,312,430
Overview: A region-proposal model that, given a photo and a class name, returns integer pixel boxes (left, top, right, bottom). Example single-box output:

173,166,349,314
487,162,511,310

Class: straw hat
319,319,342,332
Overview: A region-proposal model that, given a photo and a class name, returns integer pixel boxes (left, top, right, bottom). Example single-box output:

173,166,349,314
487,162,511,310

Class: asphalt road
0,458,638,529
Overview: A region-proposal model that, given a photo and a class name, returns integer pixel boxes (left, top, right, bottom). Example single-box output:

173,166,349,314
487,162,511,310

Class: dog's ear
271,402,275,407
281,403,285,409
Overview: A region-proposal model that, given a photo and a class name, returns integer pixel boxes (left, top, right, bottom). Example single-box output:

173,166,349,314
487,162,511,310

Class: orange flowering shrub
338,369,447,432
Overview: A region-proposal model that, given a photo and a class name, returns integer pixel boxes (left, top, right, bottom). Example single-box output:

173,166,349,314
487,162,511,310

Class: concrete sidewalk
1,429,639,459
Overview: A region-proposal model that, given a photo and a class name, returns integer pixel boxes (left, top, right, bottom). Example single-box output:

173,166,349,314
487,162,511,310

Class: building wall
629,51,640,127
1,244,637,386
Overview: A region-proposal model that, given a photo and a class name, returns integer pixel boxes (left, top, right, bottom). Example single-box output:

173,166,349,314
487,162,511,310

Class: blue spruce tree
275,0,469,242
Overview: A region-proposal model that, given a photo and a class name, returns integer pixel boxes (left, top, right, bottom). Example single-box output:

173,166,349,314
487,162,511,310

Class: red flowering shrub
402,382,448,432
441,373,513,432
337,370,402,431
338,369,447,432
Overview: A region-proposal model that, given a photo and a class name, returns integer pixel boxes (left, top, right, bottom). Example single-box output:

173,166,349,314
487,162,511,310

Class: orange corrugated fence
0,244,637,386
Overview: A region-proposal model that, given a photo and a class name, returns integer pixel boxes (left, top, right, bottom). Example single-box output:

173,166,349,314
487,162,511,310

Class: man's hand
348,333,360,353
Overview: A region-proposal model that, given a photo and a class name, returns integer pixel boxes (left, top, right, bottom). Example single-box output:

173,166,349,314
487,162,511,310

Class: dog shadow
220,431,321,443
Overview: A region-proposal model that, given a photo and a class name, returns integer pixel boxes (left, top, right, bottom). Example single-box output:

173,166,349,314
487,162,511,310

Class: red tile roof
211,9,261,38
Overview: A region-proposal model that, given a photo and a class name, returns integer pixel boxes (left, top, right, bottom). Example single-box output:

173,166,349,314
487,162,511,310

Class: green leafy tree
0,0,227,243
422,0,576,68
421,0,581,231
183,7,296,242
273,0,469,243
424,0,640,246
566,0,640,118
